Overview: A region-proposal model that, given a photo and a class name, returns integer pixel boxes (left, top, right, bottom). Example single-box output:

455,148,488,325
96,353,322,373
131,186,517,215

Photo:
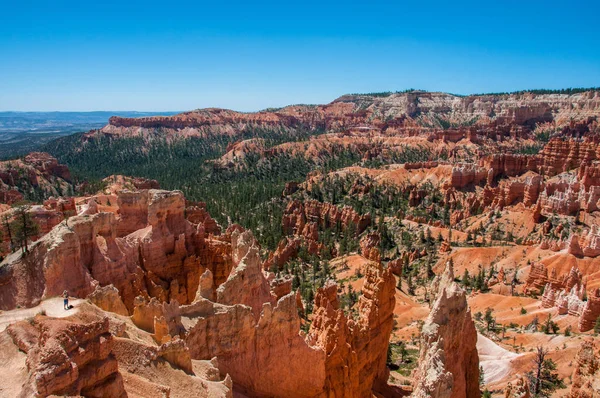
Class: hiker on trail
63,290,69,310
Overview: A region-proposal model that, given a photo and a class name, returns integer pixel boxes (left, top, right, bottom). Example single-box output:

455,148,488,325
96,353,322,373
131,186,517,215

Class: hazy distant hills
0,111,178,158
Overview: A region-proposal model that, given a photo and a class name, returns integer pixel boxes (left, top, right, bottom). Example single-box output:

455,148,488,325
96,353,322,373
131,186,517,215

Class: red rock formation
567,235,585,258
539,137,599,176
0,189,238,313
480,153,539,182
412,262,480,398
184,248,395,397
270,275,293,300
101,174,160,193
0,153,72,206
569,338,600,397
283,200,371,237
185,200,221,235
269,199,368,267
360,231,381,261
263,237,302,270
307,261,396,397
216,230,275,318
451,163,488,188
22,152,71,181
439,240,451,253
6,315,126,397
100,91,600,143
524,262,551,292
87,284,129,316
505,374,531,398
387,258,403,276
185,292,327,397
579,288,600,332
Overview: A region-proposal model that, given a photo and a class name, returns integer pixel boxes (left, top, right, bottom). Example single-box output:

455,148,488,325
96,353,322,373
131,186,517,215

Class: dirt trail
0,297,83,332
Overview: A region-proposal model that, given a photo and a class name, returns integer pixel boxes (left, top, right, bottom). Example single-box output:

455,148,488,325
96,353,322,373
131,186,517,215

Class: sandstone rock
195,269,215,301
360,231,381,261
307,261,396,397
567,235,585,257
156,338,193,374
412,262,480,398
87,284,129,316
569,338,600,398
263,237,301,271
183,258,395,398
7,315,126,397
578,288,600,332
539,138,598,176
270,276,293,300
185,200,221,235
131,296,183,337
216,231,275,319
451,163,488,188
282,200,371,240
185,293,326,397
505,374,531,398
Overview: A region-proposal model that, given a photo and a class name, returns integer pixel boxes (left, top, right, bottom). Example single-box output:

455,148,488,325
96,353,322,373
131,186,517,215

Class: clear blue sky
1,0,598,112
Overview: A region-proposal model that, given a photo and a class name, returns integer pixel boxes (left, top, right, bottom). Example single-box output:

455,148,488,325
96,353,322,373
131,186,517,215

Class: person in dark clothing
63,290,69,310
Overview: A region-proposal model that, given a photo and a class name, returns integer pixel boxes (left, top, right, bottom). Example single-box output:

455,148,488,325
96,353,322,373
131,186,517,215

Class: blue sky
0,0,598,111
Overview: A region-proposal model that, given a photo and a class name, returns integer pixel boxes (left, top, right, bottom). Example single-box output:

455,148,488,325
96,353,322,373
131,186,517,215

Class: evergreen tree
11,205,40,254
527,346,565,396
462,269,471,288
484,307,495,331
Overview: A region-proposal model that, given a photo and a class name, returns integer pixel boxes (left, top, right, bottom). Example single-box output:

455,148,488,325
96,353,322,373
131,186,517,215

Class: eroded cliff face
0,186,397,397
0,188,230,312
412,262,480,398
99,91,600,140
6,314,126,398
307,260,396,397
264,199,372,270
185,229,396,397
569,338,600,398
0,152,71,206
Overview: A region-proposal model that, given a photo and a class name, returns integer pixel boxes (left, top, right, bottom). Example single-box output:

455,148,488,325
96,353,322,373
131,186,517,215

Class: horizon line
2,86,598,114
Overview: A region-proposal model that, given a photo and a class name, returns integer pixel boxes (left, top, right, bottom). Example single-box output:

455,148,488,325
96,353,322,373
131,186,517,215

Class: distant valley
0,111,178,158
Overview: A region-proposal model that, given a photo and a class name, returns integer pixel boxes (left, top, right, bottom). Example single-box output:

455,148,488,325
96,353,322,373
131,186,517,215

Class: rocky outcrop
101,174,160,193
131,296,183,338
100,91,600,142
539,138,599,176
266,199,370,268
185,293,327,397
578,288,600,332
185,242,395,397
0,153,72,206
6,315,126,397
263,236,302,271
306,260,396,397
283,199,371,238
505,374,531,398
185,200,221,235
87,284,129,316
0,189,238,313
360,231,382,262
412,262,480,398
569,338,600,398
216,230,275,318
480,153,539,182
451,163,488,188
537,264,600,332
